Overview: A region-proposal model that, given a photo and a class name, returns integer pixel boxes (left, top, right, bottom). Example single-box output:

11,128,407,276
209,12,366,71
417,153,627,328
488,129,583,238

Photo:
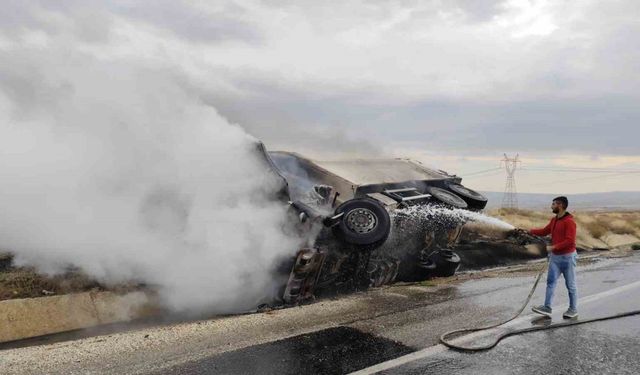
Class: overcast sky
2,0,639,195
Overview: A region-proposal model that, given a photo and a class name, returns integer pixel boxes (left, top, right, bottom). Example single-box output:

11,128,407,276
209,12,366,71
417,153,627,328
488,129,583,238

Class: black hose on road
440,261,640,352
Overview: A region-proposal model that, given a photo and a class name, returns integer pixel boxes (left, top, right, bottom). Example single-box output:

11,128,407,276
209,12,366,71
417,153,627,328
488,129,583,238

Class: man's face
551,200,562,214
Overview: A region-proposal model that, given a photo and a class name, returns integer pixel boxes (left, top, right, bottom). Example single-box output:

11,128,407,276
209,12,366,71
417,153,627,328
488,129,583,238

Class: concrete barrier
0,291,151,343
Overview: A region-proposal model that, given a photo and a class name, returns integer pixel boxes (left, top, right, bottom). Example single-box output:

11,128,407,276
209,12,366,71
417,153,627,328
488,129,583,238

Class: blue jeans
545,252,578,310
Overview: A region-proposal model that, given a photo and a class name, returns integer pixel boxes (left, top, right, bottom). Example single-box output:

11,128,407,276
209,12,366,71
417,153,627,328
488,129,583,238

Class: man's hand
546,245,555,252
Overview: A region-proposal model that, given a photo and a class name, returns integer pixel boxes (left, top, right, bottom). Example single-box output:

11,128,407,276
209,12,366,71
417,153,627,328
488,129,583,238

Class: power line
462,170,504,179
456,161,640,189
461,167,503,177
527,171,638,187
460,165,640,180
521,167,640,174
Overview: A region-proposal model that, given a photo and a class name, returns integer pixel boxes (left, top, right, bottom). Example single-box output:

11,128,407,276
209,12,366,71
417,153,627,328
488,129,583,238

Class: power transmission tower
501,154,520,209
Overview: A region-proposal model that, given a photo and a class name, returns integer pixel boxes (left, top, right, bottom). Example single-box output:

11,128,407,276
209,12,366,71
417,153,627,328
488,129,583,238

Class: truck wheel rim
345,208,378,234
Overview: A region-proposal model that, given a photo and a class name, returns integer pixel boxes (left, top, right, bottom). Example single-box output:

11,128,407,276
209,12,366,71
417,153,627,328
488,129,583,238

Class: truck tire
426,187,468,209
332,198,391,248
425,250,461,277
446,183,488,210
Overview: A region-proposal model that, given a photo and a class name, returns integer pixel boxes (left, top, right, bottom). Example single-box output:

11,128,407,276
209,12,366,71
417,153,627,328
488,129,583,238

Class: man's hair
553,196,569,209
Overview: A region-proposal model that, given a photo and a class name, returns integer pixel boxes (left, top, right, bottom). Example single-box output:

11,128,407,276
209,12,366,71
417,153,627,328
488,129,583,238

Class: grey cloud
190,76,382,157
0,1,63,36
261,0,505,22
0,50,76,119
109,0,263,44
335,97,640,156
0,1,113,42
195,0,640,157
197,66,640,156
450,0,506,22
1,1,259,45
0,1,39,32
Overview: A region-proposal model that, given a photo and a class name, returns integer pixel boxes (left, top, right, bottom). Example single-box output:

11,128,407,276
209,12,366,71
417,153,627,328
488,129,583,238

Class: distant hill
481,191,640,211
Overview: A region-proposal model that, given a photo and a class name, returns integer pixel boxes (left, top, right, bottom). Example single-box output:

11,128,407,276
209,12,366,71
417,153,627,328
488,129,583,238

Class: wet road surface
372,293,640,375
159,253,640,375
357,254,640,374
2,251,639,374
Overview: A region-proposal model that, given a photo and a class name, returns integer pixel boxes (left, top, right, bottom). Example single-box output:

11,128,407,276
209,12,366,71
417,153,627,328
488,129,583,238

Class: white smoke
0,9,303,313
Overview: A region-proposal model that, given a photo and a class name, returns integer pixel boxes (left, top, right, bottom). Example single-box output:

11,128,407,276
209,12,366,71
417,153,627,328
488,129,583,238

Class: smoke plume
0,6,303,313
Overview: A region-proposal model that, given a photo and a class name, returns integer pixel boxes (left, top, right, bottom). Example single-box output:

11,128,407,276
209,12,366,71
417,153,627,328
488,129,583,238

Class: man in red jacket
529,196,578,319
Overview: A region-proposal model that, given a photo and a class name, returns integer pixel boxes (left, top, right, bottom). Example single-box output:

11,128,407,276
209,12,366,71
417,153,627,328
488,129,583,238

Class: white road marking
350,279,640,375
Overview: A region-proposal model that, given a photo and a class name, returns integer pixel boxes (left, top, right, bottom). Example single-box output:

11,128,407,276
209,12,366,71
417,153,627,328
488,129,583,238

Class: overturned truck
256,143,491,306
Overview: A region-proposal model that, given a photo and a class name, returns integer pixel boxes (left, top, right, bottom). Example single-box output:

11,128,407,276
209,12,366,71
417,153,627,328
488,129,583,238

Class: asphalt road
2,251,639,374
356,256,640,375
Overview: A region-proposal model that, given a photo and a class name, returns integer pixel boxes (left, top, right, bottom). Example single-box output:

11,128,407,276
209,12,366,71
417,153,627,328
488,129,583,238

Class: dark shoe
563,308,578,319
532,305,552,317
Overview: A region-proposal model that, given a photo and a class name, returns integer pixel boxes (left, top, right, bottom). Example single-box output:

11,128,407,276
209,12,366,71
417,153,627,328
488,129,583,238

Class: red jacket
530,213,577,255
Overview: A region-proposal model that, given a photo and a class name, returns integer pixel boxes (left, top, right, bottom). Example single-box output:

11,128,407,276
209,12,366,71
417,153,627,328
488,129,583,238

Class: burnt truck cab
258,145,488,306
268,151,485,206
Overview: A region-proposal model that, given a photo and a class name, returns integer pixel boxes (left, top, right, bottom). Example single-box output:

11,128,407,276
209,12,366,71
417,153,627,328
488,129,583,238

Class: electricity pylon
501,154,520,209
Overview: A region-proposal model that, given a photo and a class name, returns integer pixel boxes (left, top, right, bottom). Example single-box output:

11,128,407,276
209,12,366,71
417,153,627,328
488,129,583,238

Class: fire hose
440,259,640,352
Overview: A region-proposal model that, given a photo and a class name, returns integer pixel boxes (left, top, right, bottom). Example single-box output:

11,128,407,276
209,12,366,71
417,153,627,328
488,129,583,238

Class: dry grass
1,253,146,301
0,267,103,300
587,214,640,237
488,209,640,245
632,221,640,231
0,254,106,301
610,223,637,235
584,220,609,239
